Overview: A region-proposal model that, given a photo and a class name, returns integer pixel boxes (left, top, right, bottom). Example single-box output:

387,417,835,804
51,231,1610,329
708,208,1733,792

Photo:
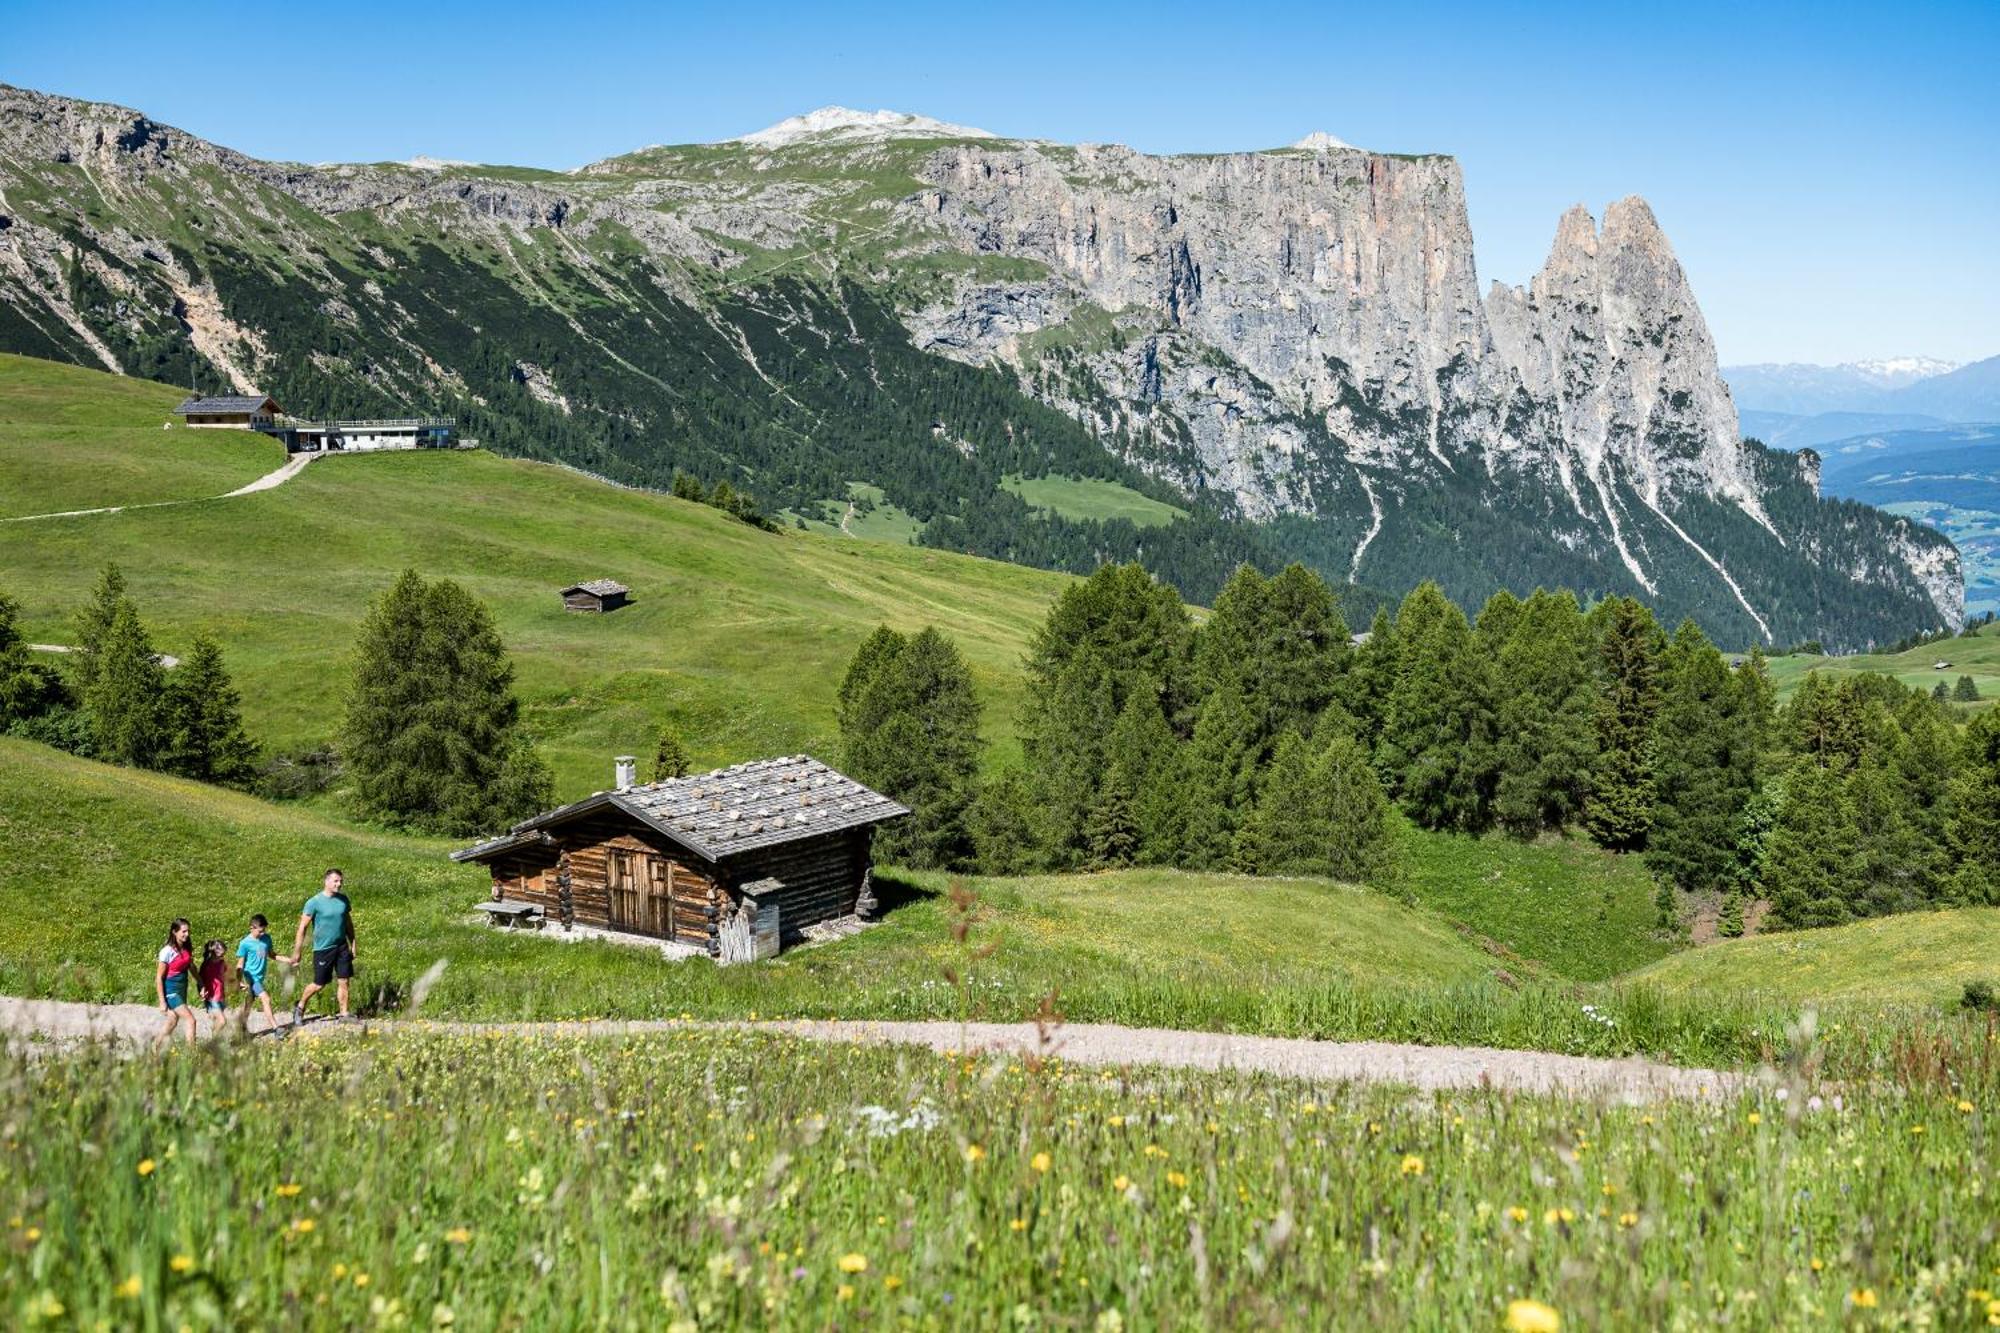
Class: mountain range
1726,355,2000,450
0,87,1962,648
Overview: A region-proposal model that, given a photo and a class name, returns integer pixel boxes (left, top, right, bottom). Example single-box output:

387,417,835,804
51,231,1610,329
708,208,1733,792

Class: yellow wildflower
1618,1212,1638,1228
444,1227,472,1244
355,1273,371,1288
1747,1112,1761,1126
883,1275,904,1292
964,1143,986,1163
116,1275,142,1300
1400,1154,1425,1177
1811,1258,1824,1272
1508,1206,1530,1223
293,1218,316,1234
1912,1125,1926,1135
1010,1218,1028,1232
1505,1298,1561,1332
170,1254,195,1273
838,1253,869,1274
1031,1152,1052,1173
837,1284,855,1301
1167,1170,1188,1189
24,1227,40,1242
1851,1288,1879,1309
1961,1100,1977,1113
137,1159,157,1177
1113,1175,1131,1192
275,1182,302,1197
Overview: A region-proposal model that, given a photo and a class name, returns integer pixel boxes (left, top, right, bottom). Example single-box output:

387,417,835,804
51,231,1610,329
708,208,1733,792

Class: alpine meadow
2,14,1998,1331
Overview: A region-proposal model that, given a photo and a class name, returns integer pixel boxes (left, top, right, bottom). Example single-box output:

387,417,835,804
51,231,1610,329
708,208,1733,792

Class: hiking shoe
290,1002,304,1028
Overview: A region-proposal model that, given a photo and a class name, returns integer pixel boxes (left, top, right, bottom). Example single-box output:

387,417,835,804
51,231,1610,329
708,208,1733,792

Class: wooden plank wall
730,828,871,944
485,815,719,945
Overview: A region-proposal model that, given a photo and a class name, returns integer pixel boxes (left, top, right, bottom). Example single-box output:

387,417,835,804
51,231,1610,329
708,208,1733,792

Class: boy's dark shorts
312,943,354,985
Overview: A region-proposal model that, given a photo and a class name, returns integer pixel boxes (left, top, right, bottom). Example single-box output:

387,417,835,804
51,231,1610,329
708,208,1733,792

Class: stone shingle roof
451,754,908,865
562,579,628,597
174,394,278,414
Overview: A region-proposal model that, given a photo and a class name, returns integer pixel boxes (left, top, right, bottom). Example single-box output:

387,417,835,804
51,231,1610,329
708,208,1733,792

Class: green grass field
3,1027,1992,1331
1629,908,2000,1006
1765,620,1999,709
0,354,284,517
1000,474,1187,528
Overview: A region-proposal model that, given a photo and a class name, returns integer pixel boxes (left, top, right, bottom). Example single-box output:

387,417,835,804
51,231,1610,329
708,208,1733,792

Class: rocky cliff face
0,85,1962,644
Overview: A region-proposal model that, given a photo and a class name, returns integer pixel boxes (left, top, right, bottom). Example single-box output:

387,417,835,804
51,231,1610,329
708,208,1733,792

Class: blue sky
3,0,1994,364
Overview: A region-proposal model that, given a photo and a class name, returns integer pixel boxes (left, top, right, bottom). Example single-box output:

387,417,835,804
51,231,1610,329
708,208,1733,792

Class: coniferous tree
1342,607,1399,749
1234,730,1394,881
1647,620,1756,898
1473,588,1524,653
651,726,691,782
0,590,68,727
1933,680,1952,703
1945,709,2000,906
1954,674,1982,703
1179,681,1260,868
1096,683,1181,865
1717,891,1746,938
1083,782,1138,869
1736,646,1778,777
1492,589,1598,837
1377,581,1495,832
1765,759,1862,927
69,563,128,697
1890,695,1957,900
1192,563,1349,766
966,768,1046,876
342,570,550,834
1583,597,1665,851
1847,761,1920,916
87,600,165,767
837,626,982,869
158,633,257,784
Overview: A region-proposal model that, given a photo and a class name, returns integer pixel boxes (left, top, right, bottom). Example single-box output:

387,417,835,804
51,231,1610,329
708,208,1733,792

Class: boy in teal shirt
235,913,280,1034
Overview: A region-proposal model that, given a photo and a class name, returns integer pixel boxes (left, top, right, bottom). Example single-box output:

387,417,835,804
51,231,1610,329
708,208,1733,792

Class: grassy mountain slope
1626,907,2000,1005
1765,619,1998,707
0,354,281,515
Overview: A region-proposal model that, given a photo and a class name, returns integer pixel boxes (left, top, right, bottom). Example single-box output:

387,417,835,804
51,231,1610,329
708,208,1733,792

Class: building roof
562,579,629,597
451,754,909,865
174,394,279,415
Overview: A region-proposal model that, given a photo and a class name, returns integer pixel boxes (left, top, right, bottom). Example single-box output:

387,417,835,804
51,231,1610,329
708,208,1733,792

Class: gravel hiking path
1,450,315,524
0,996,1744,1101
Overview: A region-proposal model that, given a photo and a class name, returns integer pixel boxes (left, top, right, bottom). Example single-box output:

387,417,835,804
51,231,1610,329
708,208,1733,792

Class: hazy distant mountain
1890,355,2000,421
1740,409,1950,450
1723,357,1958,415
1813,423,2000,618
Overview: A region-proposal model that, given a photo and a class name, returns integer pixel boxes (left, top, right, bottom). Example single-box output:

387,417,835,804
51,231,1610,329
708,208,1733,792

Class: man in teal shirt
288,867,356,1027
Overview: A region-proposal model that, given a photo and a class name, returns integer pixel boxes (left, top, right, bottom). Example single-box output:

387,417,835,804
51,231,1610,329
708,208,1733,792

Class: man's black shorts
313,942,354,985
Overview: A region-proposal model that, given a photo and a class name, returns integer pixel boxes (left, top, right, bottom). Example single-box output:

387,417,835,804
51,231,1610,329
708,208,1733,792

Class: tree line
837,562,2000,932
1,567,550,837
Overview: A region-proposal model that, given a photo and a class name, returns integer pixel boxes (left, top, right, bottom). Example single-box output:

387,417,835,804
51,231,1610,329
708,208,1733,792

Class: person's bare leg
259,993,277,1034
180,1009,197,1046
335,976,350,1017
154,1011,177,1051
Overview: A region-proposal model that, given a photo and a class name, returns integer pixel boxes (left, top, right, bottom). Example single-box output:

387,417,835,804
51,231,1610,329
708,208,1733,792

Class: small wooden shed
561,579,629,613
450,755,908,955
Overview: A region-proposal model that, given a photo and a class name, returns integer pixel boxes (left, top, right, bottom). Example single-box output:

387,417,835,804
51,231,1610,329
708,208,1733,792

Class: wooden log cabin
450,755,908,955
560,579,630,613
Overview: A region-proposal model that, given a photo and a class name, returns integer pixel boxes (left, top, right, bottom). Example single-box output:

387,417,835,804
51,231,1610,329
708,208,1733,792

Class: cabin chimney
614,755,637,791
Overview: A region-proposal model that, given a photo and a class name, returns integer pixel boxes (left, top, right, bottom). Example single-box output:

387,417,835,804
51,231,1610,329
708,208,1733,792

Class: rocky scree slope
0,86,1959,646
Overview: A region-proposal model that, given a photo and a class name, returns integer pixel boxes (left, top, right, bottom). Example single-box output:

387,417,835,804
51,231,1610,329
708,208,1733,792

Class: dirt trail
0,996,1745,1101
1,451,315,524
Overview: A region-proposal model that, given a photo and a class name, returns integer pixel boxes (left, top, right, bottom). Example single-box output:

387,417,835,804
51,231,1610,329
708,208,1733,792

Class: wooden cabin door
607,850,642,932
643,857,675,939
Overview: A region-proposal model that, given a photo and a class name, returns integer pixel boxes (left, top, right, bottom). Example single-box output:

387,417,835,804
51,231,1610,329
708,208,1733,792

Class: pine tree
967,768,1045,876
1234,731,1394,881
1583,597,1665,851
69,563,128,696
1647,620,1756,896
1473,588,1524,653
0,590,68,727
1098,683,1181,865
1847,761,1919,916
1945,708,2000,906
1890,694,1957,902
1717,891,1746,938
1736,646,1778,776
1179,681,1259,868
651,726,691,782
836,626,983,869
1083,783,1138,869
1954,674,1981,703
342,570,548,834
1192,563,1348,767
1341,607,1399,749
158,633,257,784
1377,581,1495,832
1764,759,1862,927
1492,589,1598,836
1933,680,1952,702
86,600,165,767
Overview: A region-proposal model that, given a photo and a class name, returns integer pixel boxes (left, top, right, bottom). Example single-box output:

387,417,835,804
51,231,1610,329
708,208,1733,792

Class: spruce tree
1890,694,1957,901
1647,620,1756,896
158,633,257,785
1377,581,1495,832
1179,681,1259,868
1765,759,1862,927
1341,606,1399,749
69,563,128,696
0,590,68,727
342,571,549,834
1192,562,1348,766
1234,730,1394,881
1583,597,1665,851
1954,674,1981,702
1097,683,1181,865
837,626,982,869
967,768,1045,876
1717,891,1746,938
1945,708,2000,906
86,600,165,767
1735,646,1778,776
1473,588,1524,653
1492,589,1598,837
651,726,691,782
1933,680,1952,702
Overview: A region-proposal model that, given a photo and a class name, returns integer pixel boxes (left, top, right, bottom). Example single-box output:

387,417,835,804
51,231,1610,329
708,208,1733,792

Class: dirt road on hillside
1,450,315,524
0,996,1746,1101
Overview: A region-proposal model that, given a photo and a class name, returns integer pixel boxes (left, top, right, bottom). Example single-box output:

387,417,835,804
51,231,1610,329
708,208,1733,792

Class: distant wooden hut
451,755,908,956
173,394,281,429
561,579,629,613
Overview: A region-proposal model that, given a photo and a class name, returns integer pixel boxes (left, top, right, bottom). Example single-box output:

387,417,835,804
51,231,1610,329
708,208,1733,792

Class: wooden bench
474,900,545,930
